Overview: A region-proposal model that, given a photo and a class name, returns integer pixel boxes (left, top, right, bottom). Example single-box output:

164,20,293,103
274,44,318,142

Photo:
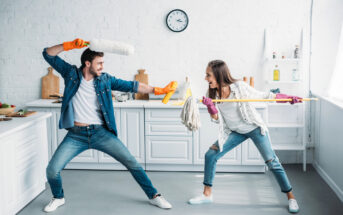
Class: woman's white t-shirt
217,92,257,134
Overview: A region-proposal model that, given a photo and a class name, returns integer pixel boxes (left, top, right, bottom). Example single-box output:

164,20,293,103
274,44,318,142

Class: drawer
145,122,192,136
145,109,182,121
145,136,192,164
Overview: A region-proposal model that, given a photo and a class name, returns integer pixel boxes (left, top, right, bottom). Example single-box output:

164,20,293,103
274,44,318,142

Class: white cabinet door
146,136,193,164
99,108,145,164
241,139,265,165
55,112,99,163
193,109,242,165
0,115,50,215
120,108,145,163
240,106,266,165
26,107,56,160
0,136,15,215
98,107,122,163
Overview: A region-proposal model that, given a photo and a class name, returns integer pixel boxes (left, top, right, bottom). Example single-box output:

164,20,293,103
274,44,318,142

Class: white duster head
89,39,134,55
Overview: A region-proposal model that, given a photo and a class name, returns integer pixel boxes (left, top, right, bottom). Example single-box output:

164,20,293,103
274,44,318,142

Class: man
42,38,175,212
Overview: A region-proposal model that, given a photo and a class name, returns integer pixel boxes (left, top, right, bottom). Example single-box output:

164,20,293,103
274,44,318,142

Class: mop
84,39,135,55
181,96,318,131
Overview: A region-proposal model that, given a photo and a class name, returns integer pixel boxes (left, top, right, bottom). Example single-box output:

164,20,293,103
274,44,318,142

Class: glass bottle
273,65,280,81
294,45,299,58
272,52,276,59
292,68,299,81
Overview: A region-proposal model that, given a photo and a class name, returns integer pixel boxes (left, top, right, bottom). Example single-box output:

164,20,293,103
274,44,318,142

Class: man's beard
89,67,99,77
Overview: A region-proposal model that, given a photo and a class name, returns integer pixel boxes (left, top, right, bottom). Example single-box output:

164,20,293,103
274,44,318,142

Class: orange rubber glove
63,38,89,51
154,81,177,95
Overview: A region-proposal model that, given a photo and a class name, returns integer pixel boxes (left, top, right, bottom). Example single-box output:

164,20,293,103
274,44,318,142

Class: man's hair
80,48,104,69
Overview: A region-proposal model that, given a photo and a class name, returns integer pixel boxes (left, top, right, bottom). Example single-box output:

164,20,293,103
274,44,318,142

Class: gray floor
18,165,343,215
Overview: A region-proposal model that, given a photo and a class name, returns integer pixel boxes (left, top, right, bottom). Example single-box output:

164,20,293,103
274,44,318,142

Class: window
328,23,343,101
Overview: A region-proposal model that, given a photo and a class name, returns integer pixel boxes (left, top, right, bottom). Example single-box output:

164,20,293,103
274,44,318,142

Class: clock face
166,9,189,32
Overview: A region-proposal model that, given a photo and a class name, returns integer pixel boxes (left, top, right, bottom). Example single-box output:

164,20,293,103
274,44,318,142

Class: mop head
89,39,134,55
180,96,201,131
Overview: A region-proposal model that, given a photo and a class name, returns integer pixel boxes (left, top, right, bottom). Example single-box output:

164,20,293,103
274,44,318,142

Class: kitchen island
0,112,52,215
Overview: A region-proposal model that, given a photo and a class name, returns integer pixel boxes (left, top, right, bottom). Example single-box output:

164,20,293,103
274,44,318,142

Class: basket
0,107,15,115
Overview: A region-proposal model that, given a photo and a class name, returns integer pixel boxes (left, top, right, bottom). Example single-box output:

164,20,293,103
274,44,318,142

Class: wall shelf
263,28,308,171
266,80,302,84
265,58,301,63
267,123,304,128
272,144,305,151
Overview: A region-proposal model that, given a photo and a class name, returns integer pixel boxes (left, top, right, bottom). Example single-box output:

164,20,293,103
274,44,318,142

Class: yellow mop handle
199,98,319,103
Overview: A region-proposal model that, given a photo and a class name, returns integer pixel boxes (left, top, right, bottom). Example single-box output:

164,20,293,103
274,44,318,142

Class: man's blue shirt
42,48,139,136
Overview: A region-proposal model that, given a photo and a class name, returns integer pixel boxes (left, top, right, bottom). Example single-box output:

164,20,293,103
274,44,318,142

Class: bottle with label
292,68,300,81
273,65,280,81
243,76,248,83
294,45,299,58
249,77,254,87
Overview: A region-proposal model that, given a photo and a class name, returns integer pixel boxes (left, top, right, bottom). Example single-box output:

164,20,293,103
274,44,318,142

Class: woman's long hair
207,60,238,99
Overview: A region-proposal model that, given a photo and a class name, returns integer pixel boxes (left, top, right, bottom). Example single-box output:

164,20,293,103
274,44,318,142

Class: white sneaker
149,194,172,209
288,199,299,213
188,194,213,205
43,198,65,212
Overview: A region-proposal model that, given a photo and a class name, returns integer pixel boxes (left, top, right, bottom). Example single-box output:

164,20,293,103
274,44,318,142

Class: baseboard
313,161,343,202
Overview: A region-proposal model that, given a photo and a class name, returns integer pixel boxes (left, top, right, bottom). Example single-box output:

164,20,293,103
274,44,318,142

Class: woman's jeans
204,127,292,193
46,125,158,199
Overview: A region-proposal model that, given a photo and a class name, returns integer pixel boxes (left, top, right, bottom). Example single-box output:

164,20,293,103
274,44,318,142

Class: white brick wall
0,0,312,163
0,0,311,107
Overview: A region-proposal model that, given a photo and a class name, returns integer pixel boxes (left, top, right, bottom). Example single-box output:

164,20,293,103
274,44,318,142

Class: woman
188,60,300,213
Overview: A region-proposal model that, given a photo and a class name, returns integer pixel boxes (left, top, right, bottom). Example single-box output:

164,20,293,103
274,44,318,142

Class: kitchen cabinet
0,112,51,215
99,108,145,164
193,109,241,165
145,108,193,166
55,112,99,163
26,100,268,172
26,101,145,170
194,108,265,172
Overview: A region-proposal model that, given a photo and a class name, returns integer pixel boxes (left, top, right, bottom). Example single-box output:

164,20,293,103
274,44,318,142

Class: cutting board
42,67,59,99
6,111,37,117
134,69,149,100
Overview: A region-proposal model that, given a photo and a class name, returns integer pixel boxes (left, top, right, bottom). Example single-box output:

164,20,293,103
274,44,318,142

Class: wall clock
166,9,189,32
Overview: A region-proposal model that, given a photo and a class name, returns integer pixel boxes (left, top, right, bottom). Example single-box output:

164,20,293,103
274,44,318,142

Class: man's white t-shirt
72,77,103,125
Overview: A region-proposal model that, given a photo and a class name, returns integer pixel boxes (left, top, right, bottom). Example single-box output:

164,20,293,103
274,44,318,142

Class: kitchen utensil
6,111,37,117
113,92,130,102
250,77,254,87
0,117,12,121
134,69,149,100
42,67,59,99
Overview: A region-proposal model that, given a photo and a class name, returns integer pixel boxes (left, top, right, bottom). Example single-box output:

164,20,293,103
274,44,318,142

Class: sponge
88,39,134,55
162,81,178,104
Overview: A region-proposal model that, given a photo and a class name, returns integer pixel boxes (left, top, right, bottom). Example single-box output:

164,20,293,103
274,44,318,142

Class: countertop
0,112,52,139
26,99,267,109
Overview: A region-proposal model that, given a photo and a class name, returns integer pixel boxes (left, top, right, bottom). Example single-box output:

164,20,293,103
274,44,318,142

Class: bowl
0,107,15,115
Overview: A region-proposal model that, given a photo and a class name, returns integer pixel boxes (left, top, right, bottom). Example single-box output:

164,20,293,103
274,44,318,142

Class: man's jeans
46,125,158,199
203,127,292,193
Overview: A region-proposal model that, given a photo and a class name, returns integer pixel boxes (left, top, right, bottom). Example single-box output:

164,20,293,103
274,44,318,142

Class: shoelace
289,199,298,208
48,199,56,207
